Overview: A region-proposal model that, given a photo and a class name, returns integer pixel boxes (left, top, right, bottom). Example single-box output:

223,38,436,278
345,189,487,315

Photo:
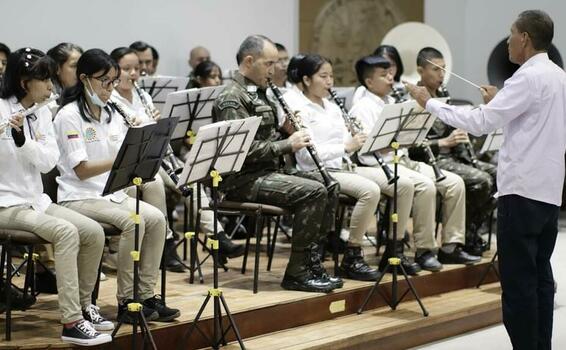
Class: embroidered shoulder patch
218,100,240,111
66,130,80,139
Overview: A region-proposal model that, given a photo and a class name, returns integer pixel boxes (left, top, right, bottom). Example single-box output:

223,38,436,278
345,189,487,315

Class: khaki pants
0,204,104,324
399,157,466,250
62,198,166,302
354,166,415,241
330,170,380,245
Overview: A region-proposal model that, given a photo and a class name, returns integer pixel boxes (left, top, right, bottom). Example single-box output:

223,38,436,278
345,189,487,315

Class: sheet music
480,128,504,153
177,116,261,186
162,85,225,142
360,98,447,154
138,76,190,113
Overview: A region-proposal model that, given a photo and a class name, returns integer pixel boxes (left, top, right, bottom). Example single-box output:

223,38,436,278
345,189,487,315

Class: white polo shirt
291,95,348,171
350,89,402,165
0,97,59,212
111,89,155,124
53,101,128,203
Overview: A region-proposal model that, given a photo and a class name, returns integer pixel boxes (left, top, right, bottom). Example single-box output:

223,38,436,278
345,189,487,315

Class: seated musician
290,53,418,279
187,60,222,89
212,35,341,293
53,48,180,324
351,54,480,272
408,47,497,256
128,41,155,76
0,47,111,346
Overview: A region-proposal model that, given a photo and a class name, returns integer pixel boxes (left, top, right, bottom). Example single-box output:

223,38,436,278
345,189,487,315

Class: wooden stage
0,235,501,349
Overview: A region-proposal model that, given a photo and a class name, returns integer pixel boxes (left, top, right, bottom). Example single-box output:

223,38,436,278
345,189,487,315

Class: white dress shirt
0,97,60,212
54,101,128,203
426,53,566,206
291,95,348,171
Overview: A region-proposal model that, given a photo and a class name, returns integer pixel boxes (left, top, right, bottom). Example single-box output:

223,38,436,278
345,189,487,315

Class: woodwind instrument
422,139,446,182
267,79,338,190
1,94,59,131
133,80,186,174
439,85,479,168
327,89,397,184
108,97,185,189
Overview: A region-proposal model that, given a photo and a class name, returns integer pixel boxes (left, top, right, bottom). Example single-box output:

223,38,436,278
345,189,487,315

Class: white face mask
85,78,107,108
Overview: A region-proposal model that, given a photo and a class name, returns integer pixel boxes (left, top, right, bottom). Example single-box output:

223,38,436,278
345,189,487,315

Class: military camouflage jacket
211,71,292,191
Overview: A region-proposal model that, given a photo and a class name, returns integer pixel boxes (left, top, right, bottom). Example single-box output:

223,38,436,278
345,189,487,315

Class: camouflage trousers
437,156,497,233
224,169,340,277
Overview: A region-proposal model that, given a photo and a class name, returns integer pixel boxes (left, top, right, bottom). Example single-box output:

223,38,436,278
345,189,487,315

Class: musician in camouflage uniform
410,47,497,255
212,35,340,293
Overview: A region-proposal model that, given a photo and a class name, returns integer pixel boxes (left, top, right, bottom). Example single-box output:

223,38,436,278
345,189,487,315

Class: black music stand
162,85,225,283
358,100,440,317
104,117,179,350
177,117,261,350
138,76,190,113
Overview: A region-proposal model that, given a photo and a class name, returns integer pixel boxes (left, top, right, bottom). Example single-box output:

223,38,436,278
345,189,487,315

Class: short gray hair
236,35,274,65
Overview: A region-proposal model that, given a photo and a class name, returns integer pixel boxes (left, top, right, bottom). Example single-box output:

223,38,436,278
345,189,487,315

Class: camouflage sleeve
213,96,292,164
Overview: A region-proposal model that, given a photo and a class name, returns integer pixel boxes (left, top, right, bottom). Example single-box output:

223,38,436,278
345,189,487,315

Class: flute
328,89,397,184
1,94,59,130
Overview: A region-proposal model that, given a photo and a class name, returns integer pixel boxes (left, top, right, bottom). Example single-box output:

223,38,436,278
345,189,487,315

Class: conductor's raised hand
403,81,431,108
480,85,498,104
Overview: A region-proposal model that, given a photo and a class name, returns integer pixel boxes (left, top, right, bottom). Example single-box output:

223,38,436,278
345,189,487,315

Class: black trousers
497,195,559,350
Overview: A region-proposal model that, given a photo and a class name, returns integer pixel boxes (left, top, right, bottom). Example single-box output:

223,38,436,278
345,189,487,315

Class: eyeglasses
91,75,121,89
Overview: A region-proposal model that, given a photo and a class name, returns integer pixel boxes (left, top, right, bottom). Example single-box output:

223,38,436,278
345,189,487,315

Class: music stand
476,129,503,288
178,117,261,350
358,100,441,317
479,128,503,154
105,117,179,350
162,85,226,283
138,76,190,113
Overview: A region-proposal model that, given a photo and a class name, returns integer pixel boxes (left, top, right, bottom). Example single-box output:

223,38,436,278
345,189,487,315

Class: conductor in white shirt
405,10,566,350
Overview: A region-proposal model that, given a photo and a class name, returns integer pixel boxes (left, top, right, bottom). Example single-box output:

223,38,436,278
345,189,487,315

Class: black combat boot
310,243,343,289
379,240,421,276
163,238,185,273
217,231,245,258
281,247,336,293
340,246,380,281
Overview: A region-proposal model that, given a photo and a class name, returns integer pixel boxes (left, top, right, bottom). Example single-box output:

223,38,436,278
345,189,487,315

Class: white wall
0,0,299,77
425,0,566,104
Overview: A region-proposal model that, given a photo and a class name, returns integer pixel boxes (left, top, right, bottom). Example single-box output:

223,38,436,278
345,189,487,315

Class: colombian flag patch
66,130,80,139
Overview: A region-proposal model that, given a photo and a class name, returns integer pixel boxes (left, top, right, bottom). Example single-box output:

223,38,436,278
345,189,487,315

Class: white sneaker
82,304,114,331
61,319,112,346
99,271,108,281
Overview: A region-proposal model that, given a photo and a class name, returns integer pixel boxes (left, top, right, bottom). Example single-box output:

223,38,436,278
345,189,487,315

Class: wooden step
219,283,502,350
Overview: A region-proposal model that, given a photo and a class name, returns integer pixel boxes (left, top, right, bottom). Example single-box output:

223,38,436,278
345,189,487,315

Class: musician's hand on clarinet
345,133,367,153
289,130,311,152
403,81,431,108
480,85,498,104
9,113,24,132
438,129,469,148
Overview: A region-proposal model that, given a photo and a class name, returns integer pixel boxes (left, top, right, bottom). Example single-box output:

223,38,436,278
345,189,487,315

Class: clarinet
133,81,186,174
327,89,397,184
422,139,446,182
108,98,189,194
391,85,408,103
267,79,338,190
438,85,479,168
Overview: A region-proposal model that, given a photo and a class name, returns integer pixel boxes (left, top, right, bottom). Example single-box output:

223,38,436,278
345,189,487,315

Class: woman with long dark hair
0,47,111,346
53,49,180,325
